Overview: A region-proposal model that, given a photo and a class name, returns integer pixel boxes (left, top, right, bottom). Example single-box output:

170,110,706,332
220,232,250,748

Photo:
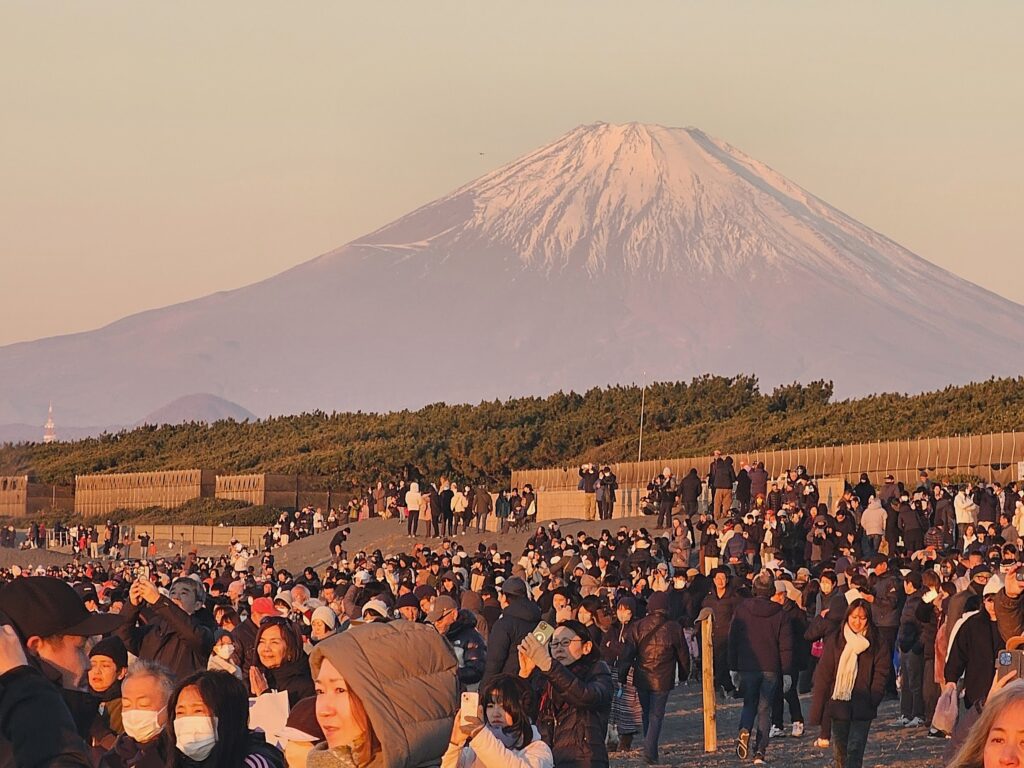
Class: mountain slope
2,122,1022,426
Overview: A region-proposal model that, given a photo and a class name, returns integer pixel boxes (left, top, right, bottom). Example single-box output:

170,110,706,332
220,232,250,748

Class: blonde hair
947,679,1024,768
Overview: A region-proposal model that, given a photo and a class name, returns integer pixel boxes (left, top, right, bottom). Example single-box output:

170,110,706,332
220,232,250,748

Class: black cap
501,576,528,598
0,577,124,638
89,635,128,668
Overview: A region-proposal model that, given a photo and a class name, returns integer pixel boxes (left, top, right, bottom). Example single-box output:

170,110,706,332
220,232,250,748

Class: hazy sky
2,1,1021,347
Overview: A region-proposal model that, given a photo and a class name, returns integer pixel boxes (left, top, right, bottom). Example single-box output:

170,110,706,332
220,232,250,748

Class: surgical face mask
122,707,165,743
175,715,218,761
214,644,235,661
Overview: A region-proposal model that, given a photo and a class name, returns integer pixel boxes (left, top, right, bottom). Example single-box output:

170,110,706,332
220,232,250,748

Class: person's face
984,699,1024,768
714,573,727,590
175,684,211,720
315,659,364,749
616,606,632,625
87,654,123,693
168,582,199,615
32,634,90,689
820,577,835,595
257,625,289,668
123,672,170,724
311,619,333,641
847,607,869,635
485,700,514,728
552,594,569,612
550,627,589,666
398,606,419,622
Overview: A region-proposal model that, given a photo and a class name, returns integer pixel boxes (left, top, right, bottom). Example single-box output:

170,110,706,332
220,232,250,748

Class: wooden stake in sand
696,607,717,752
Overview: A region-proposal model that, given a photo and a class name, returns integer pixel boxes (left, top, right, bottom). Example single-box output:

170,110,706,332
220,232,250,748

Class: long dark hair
167,670,251,767
481,674,536,749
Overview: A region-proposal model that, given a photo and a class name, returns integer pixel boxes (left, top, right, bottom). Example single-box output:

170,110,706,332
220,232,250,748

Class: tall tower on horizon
43,402,56,444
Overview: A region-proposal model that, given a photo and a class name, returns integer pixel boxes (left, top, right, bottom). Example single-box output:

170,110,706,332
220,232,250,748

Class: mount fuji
3,122,1023,430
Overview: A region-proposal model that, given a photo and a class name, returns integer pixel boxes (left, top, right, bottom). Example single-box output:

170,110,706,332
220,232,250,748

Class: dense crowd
0,461,1023,768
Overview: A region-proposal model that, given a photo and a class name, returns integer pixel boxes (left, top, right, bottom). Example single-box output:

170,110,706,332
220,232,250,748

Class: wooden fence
0,475,74,517
75,470,216,516
512,432,1024,492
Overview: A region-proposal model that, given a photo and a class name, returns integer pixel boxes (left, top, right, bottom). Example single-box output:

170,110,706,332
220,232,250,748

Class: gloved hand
784,675,793,693
730,671,741,689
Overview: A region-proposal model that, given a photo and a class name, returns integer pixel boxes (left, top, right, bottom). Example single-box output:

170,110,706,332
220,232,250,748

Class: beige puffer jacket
310,621,459,768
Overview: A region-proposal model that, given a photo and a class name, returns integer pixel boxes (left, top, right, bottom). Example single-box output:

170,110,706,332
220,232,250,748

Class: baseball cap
426,595,458,624
0,577,124,638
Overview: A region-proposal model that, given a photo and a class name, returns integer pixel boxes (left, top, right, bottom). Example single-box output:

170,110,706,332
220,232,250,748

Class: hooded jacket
310,622,459,768
445,609,487,687
860,500,886,537
481,596,542,688
727,596,793,674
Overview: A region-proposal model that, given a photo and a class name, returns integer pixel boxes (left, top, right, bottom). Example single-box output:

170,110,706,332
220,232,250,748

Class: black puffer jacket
617,611,690,692
446,609,487,686
530,656,613,768
481,596,542,687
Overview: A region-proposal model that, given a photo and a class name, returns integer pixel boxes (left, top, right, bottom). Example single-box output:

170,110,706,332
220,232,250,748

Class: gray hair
124,659,175,702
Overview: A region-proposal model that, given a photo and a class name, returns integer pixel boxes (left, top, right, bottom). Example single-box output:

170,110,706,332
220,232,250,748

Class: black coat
0,666,94,768
446,609,487,687
617,611,690,692
530,656,613,768
258,654,315,707
781,599,811,673
116,598,216,681
701,586,741,642
810,629,889,723
104,734,168,768
945,610,1002,708
727,596,793,674
481,596,542,688
680,471,703,503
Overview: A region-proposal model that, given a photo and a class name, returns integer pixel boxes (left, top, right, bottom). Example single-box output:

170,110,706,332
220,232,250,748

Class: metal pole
638,372,647,463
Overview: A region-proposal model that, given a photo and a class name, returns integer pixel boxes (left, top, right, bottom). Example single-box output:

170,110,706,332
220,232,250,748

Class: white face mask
122,707,165,744
214,644,235,661
175,715,218,761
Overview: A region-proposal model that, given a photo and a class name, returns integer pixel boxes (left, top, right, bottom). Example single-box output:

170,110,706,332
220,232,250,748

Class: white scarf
831,625,870,701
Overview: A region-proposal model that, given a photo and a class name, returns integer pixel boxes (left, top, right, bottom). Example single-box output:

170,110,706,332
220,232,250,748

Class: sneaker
753,753,767,765
928,727,947,739
737,729,751,760
769,725,786,738
906,717,925,727
813,738,830,748
891,715,910,727
791,721,805,738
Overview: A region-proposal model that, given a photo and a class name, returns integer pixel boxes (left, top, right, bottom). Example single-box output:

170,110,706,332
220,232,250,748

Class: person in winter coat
771,583,809,738
616,592,690,764
946,579,1003,710
310,620,459,768
428,596,487,688
249,616,315,707
736,469,752,515
897,499,925,554
810,599,889,768
167,670,284,768
713,457,737,520
600,597,643,752
442,674,553,768
405,482,422,536
668,517,691,572
702,567,741,694
482,577,543,689
104,659,174,768
728,572,794,763
895,572,926,726
518,620,614,768
860,499,886,559
680,468,703,518
749,463,769,502
853,474,876,510
117,575,216,681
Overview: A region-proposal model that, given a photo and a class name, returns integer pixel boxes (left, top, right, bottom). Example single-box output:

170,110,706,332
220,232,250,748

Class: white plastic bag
932,686,958,734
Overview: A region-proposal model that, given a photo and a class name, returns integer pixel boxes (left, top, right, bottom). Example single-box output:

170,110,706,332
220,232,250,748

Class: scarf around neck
831,625,870,701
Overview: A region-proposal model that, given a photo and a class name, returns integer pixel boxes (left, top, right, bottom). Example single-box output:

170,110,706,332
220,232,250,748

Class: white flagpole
638,372,647,463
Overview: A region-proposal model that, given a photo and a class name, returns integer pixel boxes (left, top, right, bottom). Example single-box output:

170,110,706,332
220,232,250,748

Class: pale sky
2,1,1021,347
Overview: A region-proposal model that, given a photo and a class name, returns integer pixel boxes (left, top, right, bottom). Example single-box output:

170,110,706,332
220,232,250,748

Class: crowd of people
0,461,1023,768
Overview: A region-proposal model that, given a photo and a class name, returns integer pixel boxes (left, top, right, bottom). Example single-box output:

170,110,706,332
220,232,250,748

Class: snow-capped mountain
2,122,1022,429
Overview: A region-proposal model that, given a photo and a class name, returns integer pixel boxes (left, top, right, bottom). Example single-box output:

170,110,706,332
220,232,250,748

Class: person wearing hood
88,635,129,748
616,591,690,765
309,620,459,768
680,468,703,519
117,574,216,681
860,499,886,559
518,620,613,768
728,572,793,764
0,575,125,767
406,482,422,537
167,669,284,768
442,674,553,768
104,659,174,768
429,595,487,688
481,577,542,689
250,616,315,707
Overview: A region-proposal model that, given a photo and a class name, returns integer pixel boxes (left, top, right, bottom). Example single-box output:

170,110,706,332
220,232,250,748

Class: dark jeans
877,626,898,695
832,719,871,768
739,671,778,754
637,688,670,762
714,639,734,692
657,500,674,528
406,510,419,536
900,651,924,719
599,499,614,520
772,671,804,727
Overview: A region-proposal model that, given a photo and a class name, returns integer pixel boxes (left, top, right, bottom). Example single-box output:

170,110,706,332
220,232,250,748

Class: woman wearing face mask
208,629,244,680
600,596,643,752
309,620,459,767
167,669,284,767
442,674,553,768
250,616,314,706
809,600,889,768
519,620,614,768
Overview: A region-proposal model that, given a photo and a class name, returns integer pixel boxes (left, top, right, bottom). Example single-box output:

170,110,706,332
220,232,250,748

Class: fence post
697,608,717,752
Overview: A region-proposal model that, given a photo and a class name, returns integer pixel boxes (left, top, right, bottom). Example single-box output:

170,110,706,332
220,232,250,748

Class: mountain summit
3,122,1023,428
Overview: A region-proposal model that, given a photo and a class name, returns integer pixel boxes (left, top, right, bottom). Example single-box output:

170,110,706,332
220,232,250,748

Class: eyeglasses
549,638,583,650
